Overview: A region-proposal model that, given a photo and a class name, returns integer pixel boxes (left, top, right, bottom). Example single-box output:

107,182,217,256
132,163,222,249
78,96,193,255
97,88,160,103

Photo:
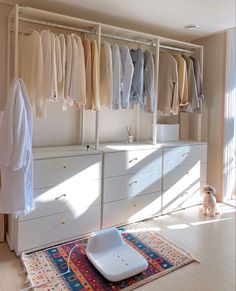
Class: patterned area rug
21,223,197,290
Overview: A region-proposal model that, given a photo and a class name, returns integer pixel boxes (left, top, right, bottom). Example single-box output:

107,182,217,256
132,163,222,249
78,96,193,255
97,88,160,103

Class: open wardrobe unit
6,4,207,254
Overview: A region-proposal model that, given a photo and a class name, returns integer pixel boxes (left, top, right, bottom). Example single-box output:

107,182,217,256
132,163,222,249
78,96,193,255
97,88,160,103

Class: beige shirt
64,34,72,102
91,40,100,111
100,41,113,107
19,30,44,117
158,52,178,115
58,34,66,103
173,54,188,107
41,30,52,101
74,34,86,107
84,38,92,110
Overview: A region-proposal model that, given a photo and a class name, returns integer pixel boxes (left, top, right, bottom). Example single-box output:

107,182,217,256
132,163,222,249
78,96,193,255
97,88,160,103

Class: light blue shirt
130,48,144,110
119,46,134,108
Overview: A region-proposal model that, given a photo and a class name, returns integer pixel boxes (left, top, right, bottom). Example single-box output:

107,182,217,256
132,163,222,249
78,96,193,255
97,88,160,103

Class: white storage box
157,124,179,142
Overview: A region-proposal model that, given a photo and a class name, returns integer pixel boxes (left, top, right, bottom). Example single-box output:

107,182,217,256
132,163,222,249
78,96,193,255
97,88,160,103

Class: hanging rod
18,17,194,53
101,33,156,47
19,17,95,34
159,44,193,53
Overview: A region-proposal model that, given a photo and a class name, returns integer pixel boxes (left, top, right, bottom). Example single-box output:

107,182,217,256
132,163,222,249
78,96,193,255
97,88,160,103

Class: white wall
0,3,11,111
194,32,227,201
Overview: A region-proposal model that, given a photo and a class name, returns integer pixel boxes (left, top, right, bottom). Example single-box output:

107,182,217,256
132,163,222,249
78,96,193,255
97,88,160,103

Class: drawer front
102,192,162,228
104,148,162,177
104,170,162,203
17,205,100,252
34,154,102,189
19,179,101,221
162,181,205,214
163,144,207,171
163,163,207,190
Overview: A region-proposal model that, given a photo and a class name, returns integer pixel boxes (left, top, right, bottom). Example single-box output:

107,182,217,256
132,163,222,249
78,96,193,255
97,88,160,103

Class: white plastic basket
157,124,179,142
86,227,148,282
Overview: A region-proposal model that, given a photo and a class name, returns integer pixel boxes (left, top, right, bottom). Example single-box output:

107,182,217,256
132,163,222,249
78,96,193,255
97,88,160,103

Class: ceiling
2,0,236,41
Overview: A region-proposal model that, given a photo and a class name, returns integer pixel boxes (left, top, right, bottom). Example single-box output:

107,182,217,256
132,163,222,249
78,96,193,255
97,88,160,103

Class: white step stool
86,227,148,282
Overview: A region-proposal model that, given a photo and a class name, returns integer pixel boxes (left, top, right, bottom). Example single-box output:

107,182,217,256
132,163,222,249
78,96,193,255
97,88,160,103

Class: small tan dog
202,185,218,217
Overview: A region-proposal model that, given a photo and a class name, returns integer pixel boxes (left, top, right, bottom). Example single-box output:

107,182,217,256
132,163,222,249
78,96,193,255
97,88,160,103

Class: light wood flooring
0,204,235,291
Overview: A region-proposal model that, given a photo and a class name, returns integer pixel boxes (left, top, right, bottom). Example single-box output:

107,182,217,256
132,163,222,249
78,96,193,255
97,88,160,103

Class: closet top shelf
14,4,202,52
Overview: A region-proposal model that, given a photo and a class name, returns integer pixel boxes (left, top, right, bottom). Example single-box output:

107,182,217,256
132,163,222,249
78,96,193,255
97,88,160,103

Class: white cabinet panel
162,181,205,214
17,205,100,252
104,170,162,203
163,163,207,190
104,149,162,177
34,154,102,189
162,144,207,213
19,179,101,221
102,192,162,228
163,144,207,171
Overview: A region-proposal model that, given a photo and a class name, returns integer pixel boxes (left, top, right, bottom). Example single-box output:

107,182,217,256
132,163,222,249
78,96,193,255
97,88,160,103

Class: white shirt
0,79,33,216
120,46,134,109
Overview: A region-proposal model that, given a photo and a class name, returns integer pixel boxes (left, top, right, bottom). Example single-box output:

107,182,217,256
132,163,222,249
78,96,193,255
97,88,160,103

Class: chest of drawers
8,146,102,254
100,144,163,228
7,142,207,254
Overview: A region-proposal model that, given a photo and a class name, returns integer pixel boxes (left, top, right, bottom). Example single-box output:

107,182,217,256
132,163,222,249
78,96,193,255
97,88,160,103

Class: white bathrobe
0,79,33,216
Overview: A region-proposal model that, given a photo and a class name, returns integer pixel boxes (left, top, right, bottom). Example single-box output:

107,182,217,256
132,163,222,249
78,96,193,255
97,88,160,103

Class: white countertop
33,145,101,160
32,140,207,158
95,140,207,153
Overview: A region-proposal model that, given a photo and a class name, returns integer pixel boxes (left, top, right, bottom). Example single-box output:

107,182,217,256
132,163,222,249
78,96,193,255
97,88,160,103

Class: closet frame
7,4,204,149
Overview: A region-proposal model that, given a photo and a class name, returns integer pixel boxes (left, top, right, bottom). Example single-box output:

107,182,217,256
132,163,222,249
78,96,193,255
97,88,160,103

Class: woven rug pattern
22,223,196,290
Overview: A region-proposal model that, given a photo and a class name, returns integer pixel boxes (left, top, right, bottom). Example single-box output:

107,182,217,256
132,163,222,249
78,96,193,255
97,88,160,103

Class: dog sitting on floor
202,185,218,217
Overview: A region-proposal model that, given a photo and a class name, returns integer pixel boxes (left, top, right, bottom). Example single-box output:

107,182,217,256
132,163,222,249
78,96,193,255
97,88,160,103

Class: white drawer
162,181,205,214
104,148,162,177
163,163,207,190
102,192,161,228
34,154,102,189
19,179,101,221
17,205,100,253
163,144,207,171
104,170,162,203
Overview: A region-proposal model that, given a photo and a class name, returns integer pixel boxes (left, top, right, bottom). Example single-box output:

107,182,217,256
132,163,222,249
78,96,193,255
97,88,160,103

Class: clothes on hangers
189,56,204,100
64,34,73,104
73,34,86,108
100,41,113,107
84,38,92,110
130,48,144,110
111,44,122,110
182,56,199,112
0,79,33,216
119,45,134,109
58,34,66,106
41,30,52,101
173,54,188,107
91,39,100,111
144,50,155,113
158,52,178,116
19,30,44,117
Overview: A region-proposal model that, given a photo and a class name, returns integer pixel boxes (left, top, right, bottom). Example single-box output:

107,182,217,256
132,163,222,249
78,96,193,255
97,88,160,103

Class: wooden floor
0,204,235,291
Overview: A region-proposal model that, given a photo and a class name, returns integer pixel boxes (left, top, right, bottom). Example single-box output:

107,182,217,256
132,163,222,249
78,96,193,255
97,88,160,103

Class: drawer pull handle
182,152,189,157
129,157,138,163
55,194,67,200
129,181,138,186
61,220,66,225
63,165,68,169
133,203,137,207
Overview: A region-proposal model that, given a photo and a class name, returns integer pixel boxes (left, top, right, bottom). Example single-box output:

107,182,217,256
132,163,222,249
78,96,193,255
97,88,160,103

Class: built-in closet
6,5,207,254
